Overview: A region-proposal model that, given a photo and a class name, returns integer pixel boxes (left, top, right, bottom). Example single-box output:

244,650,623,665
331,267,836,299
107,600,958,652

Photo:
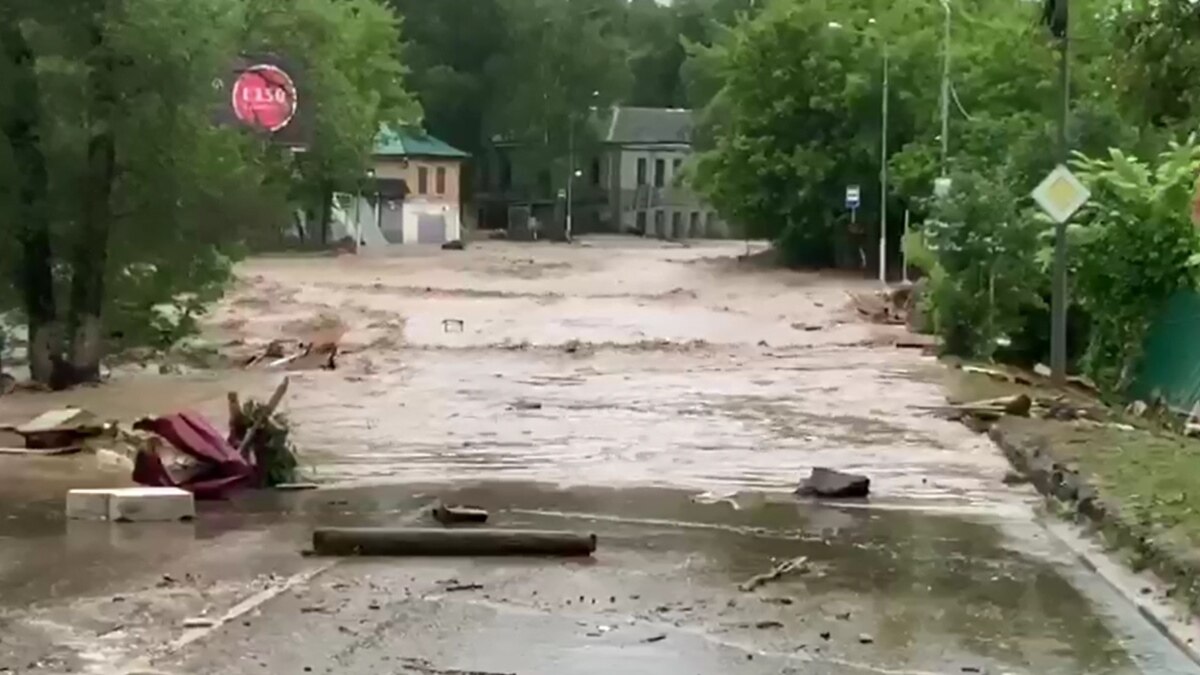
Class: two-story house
593,106,727,239
474,106,728,239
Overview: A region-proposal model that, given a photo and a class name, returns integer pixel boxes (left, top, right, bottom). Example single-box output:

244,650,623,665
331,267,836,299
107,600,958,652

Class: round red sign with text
231,64,297,133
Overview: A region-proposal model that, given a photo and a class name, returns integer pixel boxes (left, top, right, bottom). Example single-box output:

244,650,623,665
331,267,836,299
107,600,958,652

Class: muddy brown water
0,240,1194,673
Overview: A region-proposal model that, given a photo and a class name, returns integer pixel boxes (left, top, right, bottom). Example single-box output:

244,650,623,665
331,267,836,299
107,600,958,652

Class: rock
819,631,831,640
642,634,667,643
441,240,465,251
754,620,783,629
182,618,216,629
795,468,870,498
857,633,874,644
510,400,542,411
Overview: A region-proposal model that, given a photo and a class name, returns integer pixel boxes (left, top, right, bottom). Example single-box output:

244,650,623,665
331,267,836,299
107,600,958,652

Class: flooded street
1,239,1197,674
210,238,1011,505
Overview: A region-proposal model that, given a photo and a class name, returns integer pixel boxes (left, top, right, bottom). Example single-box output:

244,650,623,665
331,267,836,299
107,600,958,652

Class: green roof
374,127,468,159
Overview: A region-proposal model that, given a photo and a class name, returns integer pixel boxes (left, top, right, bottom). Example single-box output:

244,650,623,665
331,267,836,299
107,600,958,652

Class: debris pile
847,285,916,326
2,378,302,498
241,337,339,371
922,392,1104,433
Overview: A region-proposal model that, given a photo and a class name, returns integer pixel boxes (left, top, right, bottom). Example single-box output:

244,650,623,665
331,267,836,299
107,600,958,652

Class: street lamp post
567,121,574,242
880,40,889,284
939,0,951,176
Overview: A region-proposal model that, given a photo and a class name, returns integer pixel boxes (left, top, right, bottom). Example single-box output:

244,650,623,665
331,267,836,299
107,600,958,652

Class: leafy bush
923,169,1047,358
1071,141,1200,392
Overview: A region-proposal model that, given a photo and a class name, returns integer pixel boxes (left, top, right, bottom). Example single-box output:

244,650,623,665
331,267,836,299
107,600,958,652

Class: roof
374,127,468,159
604,107,694,145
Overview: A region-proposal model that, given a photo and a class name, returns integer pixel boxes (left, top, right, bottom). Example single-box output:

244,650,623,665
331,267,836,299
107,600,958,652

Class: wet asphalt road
1,239,1198,674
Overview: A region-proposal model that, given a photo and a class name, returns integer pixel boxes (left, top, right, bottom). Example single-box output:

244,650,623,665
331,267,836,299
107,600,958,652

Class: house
592,106,727,239
363,127,468,245
473,106,727,239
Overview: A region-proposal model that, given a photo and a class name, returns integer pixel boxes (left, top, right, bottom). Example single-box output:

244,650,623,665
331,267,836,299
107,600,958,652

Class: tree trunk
1,21,60,385
67,13,117,384
318,181,333,246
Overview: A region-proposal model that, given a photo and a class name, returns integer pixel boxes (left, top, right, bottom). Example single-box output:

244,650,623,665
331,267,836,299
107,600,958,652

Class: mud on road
207,238,1011,506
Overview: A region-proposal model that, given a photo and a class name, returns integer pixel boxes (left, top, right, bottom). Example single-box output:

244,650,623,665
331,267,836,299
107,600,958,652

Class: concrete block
66,487,195,522
108,488,195,522
65,489,114,520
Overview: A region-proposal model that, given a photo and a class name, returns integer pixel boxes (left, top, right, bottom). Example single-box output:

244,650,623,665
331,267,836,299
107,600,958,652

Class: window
500,155,512,190
418,166,429,194
654,159,665,187
635,210,647,234
636,157,647,186
690,211,700,236
672,158,682,178
435,166,446,195
671,211,682,238
591,157,601,186
653,209,665,237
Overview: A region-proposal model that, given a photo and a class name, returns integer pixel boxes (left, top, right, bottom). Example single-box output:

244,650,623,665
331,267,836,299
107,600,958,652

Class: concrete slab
66,487,195,522
64,488,113,520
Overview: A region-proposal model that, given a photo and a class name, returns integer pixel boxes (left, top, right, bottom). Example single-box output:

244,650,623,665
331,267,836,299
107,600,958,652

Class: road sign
1032,165,1089,223
845,185,861,209
231,64,298,133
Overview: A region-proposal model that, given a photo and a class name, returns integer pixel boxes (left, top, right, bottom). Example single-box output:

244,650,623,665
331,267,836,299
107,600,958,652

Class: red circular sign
231,64,297,133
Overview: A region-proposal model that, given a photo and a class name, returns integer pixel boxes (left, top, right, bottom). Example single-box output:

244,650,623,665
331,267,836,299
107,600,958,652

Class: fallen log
311,527,597,557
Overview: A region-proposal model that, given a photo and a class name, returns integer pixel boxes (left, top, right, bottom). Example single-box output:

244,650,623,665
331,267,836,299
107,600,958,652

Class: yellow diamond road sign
1032,164,1090,223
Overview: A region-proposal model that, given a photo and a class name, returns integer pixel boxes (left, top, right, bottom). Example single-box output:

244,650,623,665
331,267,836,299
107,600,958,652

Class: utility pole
940,0,951,175
879,42,889,284
1050,0,1070,383
566,119,574,242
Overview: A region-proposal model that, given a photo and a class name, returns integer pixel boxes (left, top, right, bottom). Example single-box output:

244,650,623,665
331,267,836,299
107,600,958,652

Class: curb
990,423,1200,667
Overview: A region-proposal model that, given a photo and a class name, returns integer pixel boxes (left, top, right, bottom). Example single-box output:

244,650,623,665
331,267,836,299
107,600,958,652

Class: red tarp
131,411,256,499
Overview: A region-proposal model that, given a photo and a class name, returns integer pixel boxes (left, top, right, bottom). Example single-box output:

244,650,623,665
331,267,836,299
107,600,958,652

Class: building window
500,155,512,190
418,166,429,194
636,210,647,234
672,158,682,178
671,211,682,238
690,211,700,236
706,212,717,233
654,159,665,187
636,157,647,186
435,166,446,195
591,157,601,186
653,209,665,237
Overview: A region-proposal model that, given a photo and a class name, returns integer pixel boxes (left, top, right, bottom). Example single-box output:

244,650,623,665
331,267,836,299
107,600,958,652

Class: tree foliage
1071,142,1200,392
0,0,414,386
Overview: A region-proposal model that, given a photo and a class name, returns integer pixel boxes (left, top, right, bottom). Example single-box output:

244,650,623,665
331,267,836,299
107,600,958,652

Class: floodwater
205,238,1013,507
0,239,1196,674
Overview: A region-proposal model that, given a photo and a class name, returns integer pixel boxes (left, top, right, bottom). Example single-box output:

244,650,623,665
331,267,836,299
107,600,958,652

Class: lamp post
939,0,951,176
566,93,600,243
880,37,889,285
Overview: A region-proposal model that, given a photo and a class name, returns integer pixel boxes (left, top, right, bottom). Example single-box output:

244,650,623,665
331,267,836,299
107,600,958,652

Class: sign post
845,185,862,268
1032,164,1090,383
845,184,861,225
